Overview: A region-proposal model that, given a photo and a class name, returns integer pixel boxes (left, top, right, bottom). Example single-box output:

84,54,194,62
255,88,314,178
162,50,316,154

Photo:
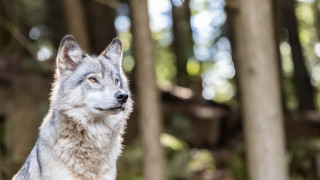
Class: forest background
0,0,320,179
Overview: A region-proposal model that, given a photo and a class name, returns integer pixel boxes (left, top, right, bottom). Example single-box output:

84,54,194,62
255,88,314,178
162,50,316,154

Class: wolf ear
56,35,84,74
101,37,123,69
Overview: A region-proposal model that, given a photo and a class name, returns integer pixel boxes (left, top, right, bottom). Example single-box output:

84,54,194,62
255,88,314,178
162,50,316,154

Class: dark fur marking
116,73,123,89
99,60,106,76
110,71,114,80
76,79,84,86
50,112,56,127
103,54,121,73
112,38,121,45
18,152,31,179
76,77,85,86
75,72,94,86
104,54,110,60
36,143,43,176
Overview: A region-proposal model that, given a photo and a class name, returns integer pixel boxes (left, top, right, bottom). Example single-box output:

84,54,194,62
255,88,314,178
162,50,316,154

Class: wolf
12,35,133,180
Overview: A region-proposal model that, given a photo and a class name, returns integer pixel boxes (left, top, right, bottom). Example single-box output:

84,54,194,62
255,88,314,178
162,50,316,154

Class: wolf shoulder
12,140,79,180
12,143,41,180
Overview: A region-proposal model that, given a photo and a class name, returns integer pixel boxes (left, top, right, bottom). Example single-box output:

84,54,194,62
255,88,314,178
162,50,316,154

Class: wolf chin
12,35,133,180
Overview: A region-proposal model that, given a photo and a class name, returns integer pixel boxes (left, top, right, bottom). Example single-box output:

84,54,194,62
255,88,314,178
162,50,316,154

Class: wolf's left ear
101,37,123,69
56,35,84,74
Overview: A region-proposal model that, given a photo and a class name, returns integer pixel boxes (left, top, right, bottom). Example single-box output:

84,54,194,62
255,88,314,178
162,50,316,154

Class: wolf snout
115,91,128,104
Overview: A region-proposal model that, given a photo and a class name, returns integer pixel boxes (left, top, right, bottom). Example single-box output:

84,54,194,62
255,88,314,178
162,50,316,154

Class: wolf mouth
95,106,125,111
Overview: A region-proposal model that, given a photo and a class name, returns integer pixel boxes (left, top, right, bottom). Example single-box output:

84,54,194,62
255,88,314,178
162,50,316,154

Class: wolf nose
115,91,128,104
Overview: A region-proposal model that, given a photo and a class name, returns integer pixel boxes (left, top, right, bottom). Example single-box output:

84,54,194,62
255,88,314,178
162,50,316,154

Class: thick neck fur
41,109,125,180
39,79,127,179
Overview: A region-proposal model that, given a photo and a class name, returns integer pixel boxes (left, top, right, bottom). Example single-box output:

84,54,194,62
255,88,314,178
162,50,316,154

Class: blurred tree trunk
273,0,287,111
231,0,288,180
46,0,66,46
84,1,117,54
171,0,193,87
129,0,166,180
62,0,90,52
283,0,315,111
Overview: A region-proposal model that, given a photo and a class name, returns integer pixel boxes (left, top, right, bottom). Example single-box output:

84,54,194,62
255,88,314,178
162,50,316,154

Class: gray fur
12,35,133,180
35,142,42,176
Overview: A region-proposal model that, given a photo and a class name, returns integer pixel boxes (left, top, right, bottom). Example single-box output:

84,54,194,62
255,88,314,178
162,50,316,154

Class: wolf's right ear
56,35,84,74
101,37,123,69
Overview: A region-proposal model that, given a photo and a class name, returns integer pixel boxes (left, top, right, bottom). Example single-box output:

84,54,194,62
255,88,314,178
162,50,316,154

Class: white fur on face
85,90,117,110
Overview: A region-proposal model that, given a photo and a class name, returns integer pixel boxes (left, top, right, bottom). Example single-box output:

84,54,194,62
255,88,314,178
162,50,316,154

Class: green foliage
117,139,144,180
122,55,135,72
187,59,200,76
161,134,194,179
118,134,222,180
168,114,193,142
189,149,215,172
295,1,320,111
288,138,320,180
154,43,177,87
229,152,247,180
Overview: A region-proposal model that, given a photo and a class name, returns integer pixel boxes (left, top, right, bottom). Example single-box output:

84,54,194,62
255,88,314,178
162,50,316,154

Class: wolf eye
114,78,119,85
89,77,97,83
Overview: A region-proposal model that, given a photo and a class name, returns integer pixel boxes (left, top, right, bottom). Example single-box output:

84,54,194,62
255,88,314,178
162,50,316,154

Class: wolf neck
45,108,124,179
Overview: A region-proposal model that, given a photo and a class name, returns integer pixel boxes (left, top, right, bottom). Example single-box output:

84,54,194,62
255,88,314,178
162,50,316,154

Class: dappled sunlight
160,133,186,151
171,86,193,99
189,149,216,177
115,5,133,73
297,0,314,2
147,0,236,102
155,46,177,86
29,26,41,40
115,16,131,32
37,46,52,61
118,31,132,51
148,0,172,32
202,37,235,102
152,29,173,47
186,59,200,76
314,42,320,58
279,41,298,110
193,44,211,60
280,42,294,77
122,55,135,72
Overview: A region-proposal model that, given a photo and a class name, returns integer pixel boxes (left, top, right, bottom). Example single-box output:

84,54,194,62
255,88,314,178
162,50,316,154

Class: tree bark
231,0,289,180
171,0,193,87
283,0,315,111
62,0,90,52
129,0,166,180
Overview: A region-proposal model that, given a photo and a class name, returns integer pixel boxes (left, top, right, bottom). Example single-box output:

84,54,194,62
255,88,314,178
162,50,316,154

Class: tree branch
0,15,37,59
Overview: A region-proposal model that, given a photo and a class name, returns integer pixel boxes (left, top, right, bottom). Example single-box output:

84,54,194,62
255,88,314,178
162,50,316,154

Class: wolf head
51,35,133,125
